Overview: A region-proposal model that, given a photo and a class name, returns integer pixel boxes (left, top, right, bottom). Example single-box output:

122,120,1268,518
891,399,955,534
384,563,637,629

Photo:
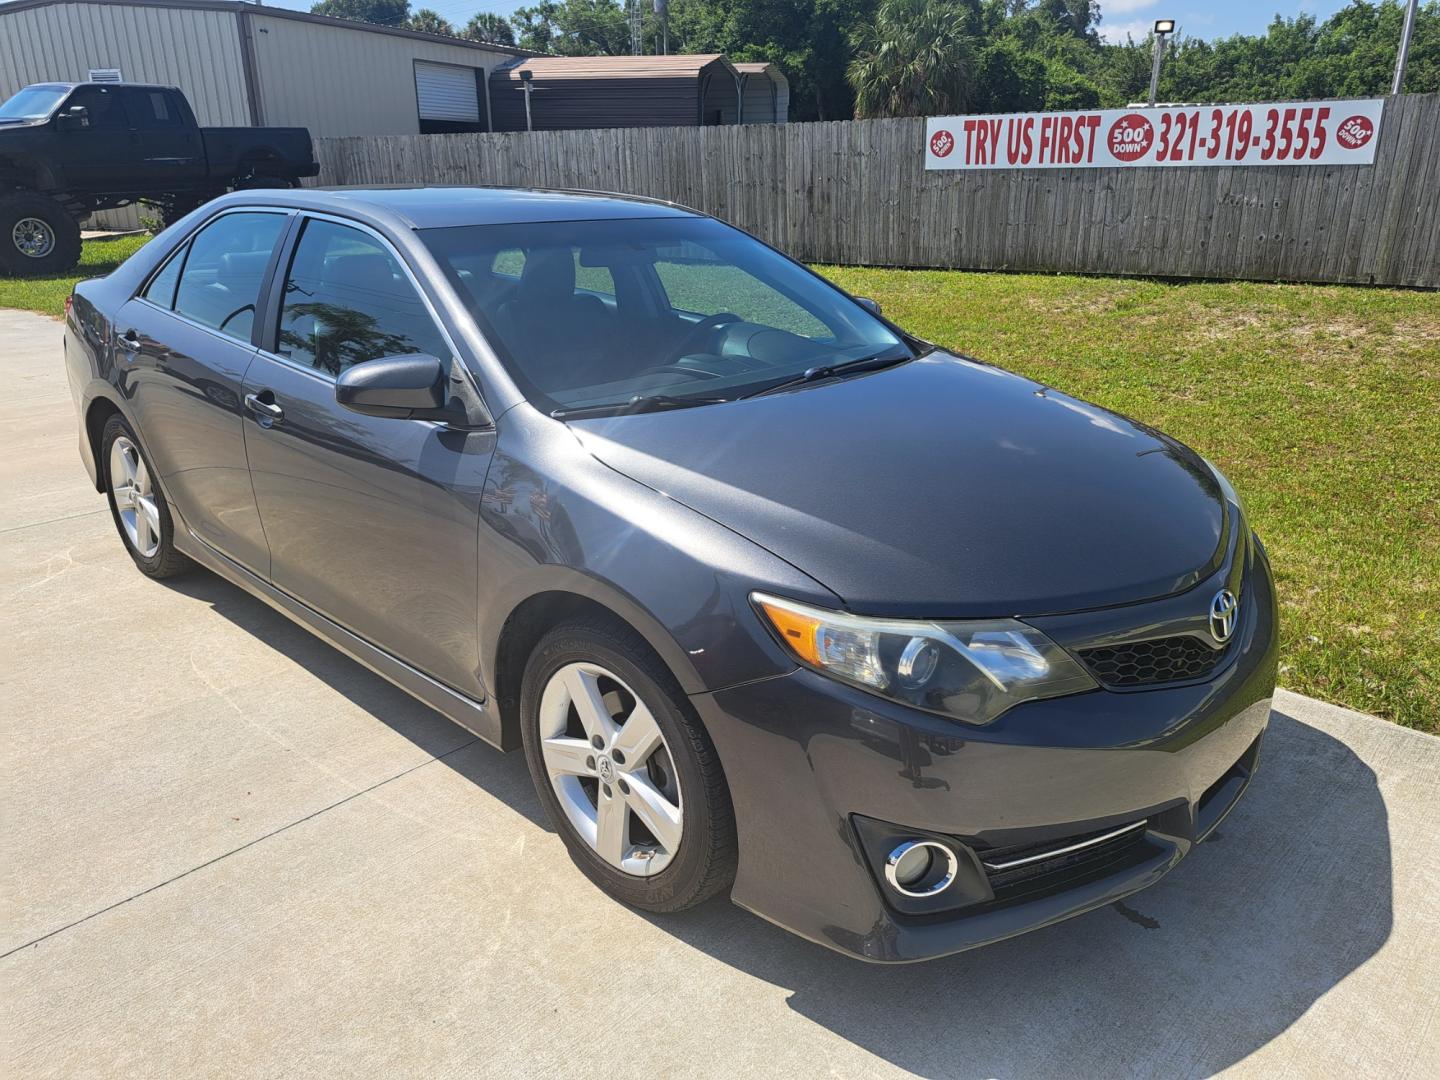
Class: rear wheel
0,191,82,275
520,616,736,912
101,416,190,579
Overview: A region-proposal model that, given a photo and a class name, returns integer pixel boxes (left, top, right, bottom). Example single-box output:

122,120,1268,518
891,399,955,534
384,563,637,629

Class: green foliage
512,0,633,55
488,0,1436,121
847,0,979,117
407,8,454,35
309,0,410,27
463,12,517,46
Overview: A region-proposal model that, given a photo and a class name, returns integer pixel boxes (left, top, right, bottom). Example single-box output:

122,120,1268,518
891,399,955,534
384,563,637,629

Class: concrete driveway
2,307,1437,1078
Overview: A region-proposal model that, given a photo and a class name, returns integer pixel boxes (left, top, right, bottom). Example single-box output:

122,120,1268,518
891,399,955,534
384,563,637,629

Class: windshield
421,216,911,415
0,86,69,121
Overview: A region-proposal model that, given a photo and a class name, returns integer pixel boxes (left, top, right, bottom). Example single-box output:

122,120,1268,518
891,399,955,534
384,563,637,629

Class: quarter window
277,219,448,377
172,212,286,341
141,243,186,309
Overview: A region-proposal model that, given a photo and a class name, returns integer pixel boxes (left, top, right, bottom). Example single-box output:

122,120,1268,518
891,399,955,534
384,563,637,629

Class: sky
237,0,1359,45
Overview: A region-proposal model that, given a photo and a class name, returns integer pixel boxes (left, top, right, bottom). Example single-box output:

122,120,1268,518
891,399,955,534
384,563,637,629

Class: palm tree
848,0,977,119
463,12,517,46
407,8,454,35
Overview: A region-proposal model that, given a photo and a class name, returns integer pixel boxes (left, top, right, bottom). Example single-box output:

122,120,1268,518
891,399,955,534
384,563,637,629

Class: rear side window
125,89,184,129
276,218,448,377
172,212,286,341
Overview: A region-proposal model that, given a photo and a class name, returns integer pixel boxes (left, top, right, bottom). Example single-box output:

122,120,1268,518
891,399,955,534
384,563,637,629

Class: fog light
884,840,959,897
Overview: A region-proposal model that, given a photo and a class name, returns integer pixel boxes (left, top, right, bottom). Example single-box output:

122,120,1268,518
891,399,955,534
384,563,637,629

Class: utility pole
1148,19,1175,106
519,69,533,132
1392,0,1419,95
655,0,669,55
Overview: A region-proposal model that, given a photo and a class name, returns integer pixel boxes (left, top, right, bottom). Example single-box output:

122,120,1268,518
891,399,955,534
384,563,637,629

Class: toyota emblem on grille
1209,589,1239,643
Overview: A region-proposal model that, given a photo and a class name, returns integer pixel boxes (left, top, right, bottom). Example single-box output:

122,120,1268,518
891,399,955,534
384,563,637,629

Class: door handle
244,392,284,424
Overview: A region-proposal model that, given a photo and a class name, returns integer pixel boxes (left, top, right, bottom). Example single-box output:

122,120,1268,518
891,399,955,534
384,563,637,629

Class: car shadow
165,571,1393,1078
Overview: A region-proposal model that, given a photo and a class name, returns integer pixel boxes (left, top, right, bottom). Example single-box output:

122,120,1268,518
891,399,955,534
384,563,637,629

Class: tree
407,8,454,35
463,12,518,46
512,0,632,55
847,0,977,117
309,0,410,27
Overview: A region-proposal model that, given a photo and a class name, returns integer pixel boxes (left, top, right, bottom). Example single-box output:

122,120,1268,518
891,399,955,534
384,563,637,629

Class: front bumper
693,541,1279,962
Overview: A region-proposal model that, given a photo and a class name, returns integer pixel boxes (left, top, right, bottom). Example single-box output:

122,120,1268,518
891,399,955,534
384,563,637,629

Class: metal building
0,0,526,138
489,54,789,133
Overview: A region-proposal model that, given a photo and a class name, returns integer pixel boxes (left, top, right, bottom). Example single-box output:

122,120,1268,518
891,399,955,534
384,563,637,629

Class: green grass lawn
0,233,150,314
4,237,1435,730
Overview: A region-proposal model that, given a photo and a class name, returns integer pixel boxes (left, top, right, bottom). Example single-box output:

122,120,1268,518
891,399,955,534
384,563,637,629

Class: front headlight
752,593,1097,726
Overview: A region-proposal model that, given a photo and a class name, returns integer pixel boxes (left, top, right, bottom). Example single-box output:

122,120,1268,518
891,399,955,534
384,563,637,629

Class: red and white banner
924,100,1385,170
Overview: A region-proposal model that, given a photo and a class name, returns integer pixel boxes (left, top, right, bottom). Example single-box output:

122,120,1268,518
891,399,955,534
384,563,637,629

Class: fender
0,149,62,192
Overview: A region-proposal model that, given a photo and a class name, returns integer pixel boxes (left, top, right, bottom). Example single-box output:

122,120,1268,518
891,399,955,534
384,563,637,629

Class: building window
414,61,486,134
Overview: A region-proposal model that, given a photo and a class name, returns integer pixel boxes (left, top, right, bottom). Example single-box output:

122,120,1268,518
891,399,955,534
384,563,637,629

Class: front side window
277,219,448,377
422,216,909,415
172,212,286,340
63,87,127,130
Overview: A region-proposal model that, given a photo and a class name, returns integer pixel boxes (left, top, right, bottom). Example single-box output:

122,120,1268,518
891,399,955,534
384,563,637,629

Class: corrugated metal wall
249,15,509,137
0,2,250,228
709,75,785,125
490,72,703,132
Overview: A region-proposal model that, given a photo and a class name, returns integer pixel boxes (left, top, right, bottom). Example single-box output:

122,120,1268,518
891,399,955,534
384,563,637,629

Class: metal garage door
414,62,480,123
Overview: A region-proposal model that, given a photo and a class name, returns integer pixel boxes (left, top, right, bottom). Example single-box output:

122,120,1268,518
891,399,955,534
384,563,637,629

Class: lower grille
976,820,1153,906
1078,635,1224,687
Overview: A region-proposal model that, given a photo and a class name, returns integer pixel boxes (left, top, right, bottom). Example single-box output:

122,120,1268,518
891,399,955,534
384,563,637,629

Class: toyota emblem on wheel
1210,590,1239,643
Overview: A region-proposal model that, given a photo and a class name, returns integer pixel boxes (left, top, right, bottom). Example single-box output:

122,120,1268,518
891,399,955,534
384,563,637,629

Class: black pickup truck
1,82,318,275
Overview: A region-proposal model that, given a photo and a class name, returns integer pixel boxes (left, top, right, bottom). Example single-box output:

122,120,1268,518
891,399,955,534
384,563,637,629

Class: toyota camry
64,187,1278,962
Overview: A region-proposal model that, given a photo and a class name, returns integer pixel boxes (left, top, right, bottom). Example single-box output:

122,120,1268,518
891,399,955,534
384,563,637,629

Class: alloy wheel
538,661,683,876
12,217,56,259
109,435,161,558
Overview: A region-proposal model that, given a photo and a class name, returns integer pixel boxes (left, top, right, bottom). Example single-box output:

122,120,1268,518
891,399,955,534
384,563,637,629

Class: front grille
1078,634,1224,687
974,820,1153,907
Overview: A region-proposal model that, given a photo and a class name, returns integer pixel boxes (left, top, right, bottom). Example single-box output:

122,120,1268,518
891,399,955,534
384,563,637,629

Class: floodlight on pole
519,69,534,132
1148,19,1176,107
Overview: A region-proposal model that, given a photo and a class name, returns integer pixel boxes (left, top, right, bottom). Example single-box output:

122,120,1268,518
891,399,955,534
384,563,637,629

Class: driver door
241,215,496,697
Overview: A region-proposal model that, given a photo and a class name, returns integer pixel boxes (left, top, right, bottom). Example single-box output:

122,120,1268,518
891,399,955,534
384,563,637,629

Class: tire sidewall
0,192,82,276
520,623,719,910
101,415,177,575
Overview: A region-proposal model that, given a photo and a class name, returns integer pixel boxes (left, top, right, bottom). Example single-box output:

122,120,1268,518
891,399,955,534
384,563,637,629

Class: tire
520,616,737,913
100,415,191,579
0,190,82,275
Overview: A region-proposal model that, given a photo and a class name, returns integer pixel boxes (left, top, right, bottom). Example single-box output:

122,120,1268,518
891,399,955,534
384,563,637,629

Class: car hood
569,352,1230,617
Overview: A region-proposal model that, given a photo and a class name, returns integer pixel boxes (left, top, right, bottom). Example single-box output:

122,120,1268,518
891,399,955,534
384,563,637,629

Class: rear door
241,214,495,697
121,87,204,186
116,209,290,574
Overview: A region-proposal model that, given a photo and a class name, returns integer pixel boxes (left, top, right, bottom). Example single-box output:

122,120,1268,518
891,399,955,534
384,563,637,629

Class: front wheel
520,616,737,912
0,191,82,275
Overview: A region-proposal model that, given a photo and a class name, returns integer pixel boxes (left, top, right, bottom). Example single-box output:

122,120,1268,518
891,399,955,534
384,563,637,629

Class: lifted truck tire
0,190,82,275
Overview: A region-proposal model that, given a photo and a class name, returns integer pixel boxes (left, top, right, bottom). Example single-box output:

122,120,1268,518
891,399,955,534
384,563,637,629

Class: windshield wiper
740,352,911,400
550,393,730,421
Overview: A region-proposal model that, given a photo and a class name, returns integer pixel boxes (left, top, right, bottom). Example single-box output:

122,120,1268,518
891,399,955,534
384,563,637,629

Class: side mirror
856,297,882,316
55,106,89,131
335,354,447,420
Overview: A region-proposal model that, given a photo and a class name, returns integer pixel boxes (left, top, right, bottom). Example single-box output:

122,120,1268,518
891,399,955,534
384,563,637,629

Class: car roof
218,186,703,230
27,81,180,92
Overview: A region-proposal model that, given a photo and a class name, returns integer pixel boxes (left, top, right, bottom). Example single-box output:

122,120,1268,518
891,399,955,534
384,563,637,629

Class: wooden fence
313,93,1439,288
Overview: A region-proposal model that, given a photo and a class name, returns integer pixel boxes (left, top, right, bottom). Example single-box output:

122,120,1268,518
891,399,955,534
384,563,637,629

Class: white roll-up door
414,62,480,123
